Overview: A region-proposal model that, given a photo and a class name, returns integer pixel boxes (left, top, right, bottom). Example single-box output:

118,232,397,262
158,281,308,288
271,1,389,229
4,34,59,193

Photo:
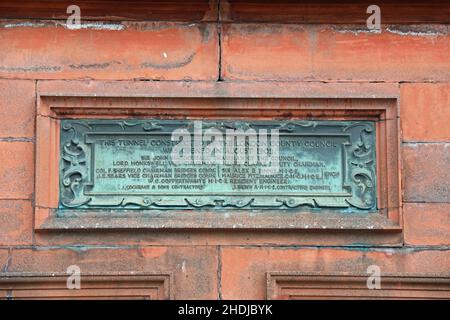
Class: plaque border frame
58,119,377,211
34,81,402,245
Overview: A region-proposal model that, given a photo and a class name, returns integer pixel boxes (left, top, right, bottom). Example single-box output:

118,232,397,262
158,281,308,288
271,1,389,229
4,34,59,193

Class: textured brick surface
0,142,34,199
7,246,219,299
0,3,449,300
0,80,35,138
402,143,450,203
401,83,450,142
312,26,450,82
221,247,450,299
0,249,9,271
0,22,218,80
222,24,312,80
0,200,33,246
404,203,450,246
222,24,450,81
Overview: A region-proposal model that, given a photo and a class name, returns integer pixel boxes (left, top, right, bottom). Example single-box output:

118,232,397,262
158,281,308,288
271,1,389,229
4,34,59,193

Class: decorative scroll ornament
344,123,376,209
60,123,91,207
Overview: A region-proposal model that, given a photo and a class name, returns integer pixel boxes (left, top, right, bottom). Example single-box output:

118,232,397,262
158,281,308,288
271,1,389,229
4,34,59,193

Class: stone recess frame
35,81,402,237
266,272,450,299
0,272,172,299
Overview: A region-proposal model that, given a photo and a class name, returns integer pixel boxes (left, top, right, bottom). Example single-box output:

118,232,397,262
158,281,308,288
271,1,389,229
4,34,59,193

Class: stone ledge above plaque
34,81,402,243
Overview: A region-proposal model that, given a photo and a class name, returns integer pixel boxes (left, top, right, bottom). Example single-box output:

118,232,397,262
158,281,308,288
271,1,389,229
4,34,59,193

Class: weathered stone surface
221,247,450,299
0,22,218,80
402,143,450,202
0,142,34,199
7,246,218,299
401,83,450,142
404,203,450,246
222,24,450,81
0,250,9,272
0,80,35,138
0,200,33,246
0,2,448,300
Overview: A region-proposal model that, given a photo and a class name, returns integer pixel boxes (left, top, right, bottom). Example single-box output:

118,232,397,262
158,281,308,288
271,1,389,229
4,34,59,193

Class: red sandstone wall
0,1,449,299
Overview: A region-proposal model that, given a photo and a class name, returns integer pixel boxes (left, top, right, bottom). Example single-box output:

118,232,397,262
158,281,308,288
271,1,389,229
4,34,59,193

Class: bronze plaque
59,119,377,211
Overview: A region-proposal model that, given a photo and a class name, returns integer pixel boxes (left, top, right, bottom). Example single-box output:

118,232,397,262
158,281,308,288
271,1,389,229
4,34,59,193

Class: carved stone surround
34,81,402,245
267,272,450,300
0,272,172,300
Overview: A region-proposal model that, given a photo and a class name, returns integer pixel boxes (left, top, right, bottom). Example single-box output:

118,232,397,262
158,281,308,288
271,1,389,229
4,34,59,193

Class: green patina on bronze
59,119,377,211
